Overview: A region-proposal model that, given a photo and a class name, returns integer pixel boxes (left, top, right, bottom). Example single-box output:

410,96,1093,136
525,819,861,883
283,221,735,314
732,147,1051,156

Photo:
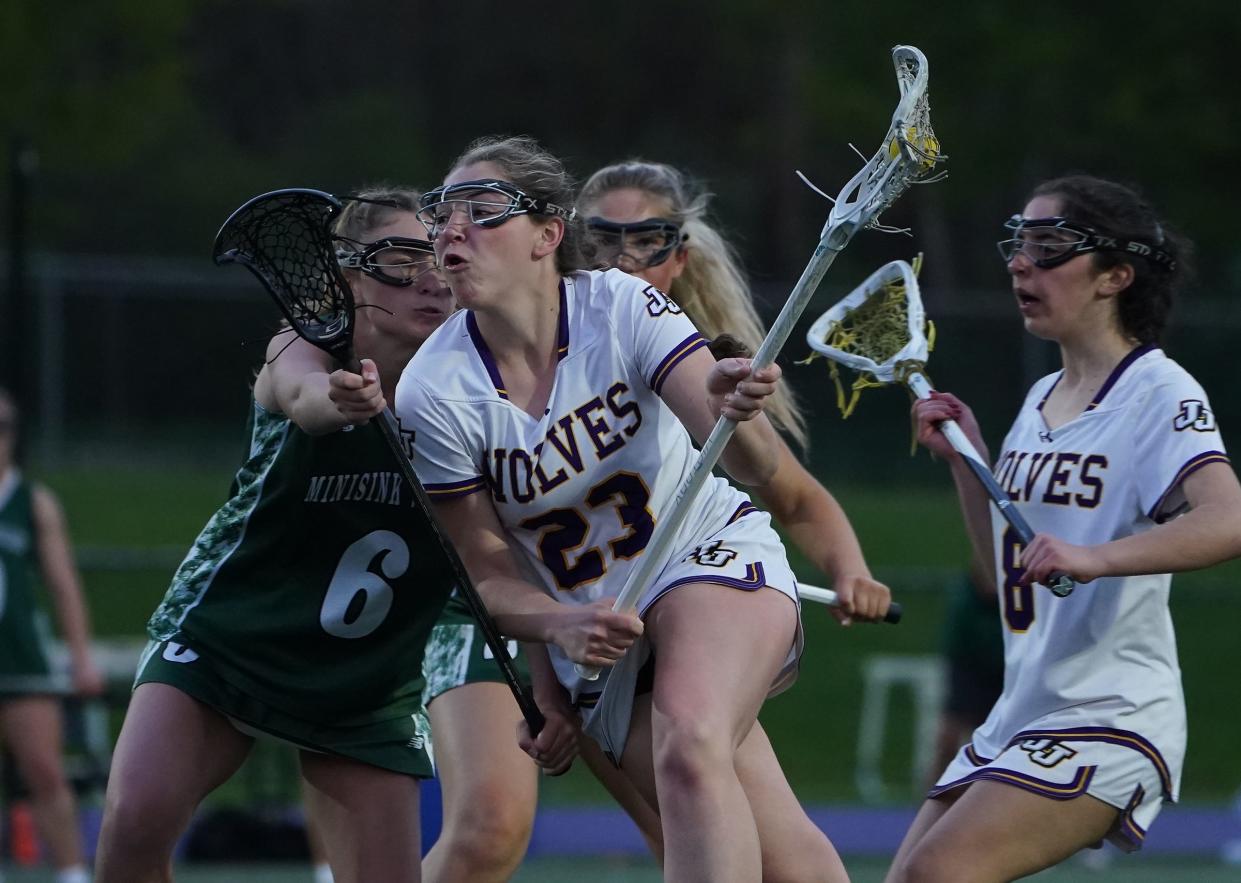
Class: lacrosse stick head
804,259,929,415
213,188,357,365
823,45,945,244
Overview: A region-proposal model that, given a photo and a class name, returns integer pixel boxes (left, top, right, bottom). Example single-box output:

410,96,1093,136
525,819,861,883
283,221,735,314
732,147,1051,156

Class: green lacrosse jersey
0,469,56,694
147,400,455,724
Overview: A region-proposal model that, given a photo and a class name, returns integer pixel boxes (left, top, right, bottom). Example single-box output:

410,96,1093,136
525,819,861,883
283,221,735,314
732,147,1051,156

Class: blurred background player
0,386,101,883
925,560,1002,789
887,175,1241,882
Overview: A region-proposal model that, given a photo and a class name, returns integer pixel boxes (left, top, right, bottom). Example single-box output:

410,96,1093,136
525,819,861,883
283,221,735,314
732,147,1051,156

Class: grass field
33,458,1241,806
3,856,1239,882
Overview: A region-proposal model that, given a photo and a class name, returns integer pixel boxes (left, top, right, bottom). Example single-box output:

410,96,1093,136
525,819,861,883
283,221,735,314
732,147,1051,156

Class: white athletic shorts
579,509,802,763
929,729,1173,852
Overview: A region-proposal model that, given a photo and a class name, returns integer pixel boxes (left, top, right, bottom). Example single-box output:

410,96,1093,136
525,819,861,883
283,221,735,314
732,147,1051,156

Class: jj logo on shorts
685,540,738,568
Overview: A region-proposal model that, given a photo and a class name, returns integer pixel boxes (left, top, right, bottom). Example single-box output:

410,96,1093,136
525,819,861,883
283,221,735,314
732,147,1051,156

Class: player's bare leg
735,721,849,882
640,582,796,883
581,732,665,863
422,681,538,883
885,780,1117,882
300,750,421,883
95,683,254,883
0,697,87,876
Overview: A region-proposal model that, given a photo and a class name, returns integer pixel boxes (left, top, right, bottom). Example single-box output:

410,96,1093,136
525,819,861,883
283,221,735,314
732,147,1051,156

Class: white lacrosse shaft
572,239,852,681
797,583,839,606
799,582,903,623
573,45,939,681
906,373,1075,597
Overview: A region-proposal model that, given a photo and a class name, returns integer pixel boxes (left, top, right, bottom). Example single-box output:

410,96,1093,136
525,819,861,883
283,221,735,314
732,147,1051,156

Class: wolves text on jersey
993,450,1106,508
483,382,642,504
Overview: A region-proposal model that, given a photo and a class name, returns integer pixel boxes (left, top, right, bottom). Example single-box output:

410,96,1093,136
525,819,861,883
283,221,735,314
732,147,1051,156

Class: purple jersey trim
1148,450,1231,521
1115,784,1148,848
424,476,487,499
1086,343,1157,411
466,283,570,399
650,333,709,395
964,742,992,766
555,280,570,362
642,562,769,614
727,501,760,524
929,763,1096,801
1006,727,1173,799
1036,343,1157,414
465,312,508,400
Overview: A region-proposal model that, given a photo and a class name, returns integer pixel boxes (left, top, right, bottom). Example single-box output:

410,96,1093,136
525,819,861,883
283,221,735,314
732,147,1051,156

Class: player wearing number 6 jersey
397,136,850,883
887,176,1241,883
96,191,464,883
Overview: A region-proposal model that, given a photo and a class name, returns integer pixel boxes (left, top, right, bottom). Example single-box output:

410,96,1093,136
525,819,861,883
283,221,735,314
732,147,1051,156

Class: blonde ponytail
580,161,809,450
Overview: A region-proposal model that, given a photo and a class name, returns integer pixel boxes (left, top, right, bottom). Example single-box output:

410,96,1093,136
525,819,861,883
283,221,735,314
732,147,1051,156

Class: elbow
736,450,779,487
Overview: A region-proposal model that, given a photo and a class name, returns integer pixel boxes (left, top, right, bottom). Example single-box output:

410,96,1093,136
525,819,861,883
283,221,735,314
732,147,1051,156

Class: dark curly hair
1031,175,1192,345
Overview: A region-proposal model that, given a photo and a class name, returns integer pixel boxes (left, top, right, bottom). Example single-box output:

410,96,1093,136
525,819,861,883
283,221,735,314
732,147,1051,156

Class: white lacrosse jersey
395,268,767,690
973,344,1229,802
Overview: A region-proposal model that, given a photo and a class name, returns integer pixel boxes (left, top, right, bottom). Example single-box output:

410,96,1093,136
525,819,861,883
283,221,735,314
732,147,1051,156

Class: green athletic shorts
135,638,433,778
422,595,531,706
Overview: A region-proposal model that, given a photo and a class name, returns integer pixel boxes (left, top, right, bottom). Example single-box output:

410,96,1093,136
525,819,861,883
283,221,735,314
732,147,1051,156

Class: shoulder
401,311,490,405
28,482,67,530
1120,349,1210,409
570,268,662,318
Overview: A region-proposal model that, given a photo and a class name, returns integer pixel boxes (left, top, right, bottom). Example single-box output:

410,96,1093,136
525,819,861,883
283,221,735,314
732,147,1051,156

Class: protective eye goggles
336,236,438,287
585,217,685,270
416,179,576,239
997,215,1175,271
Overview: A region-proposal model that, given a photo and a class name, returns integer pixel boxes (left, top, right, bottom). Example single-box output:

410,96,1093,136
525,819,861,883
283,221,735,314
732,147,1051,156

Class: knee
653,716,732,796
16,754,71,799
99,780,186,856
896,841,960,883
761,832,845,883
439,786,534,871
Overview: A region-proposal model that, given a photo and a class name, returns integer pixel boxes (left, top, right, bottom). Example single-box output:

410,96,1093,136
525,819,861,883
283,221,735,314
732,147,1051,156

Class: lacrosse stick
575,44,944,681
212,188,545,733
798,582,903,623
804,258,1075,597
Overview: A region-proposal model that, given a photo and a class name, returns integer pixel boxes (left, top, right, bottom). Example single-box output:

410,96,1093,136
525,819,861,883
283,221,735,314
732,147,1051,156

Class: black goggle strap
1002,215,1176,271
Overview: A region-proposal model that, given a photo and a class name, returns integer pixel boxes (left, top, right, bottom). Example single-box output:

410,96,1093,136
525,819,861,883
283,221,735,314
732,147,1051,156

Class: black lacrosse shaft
370,408,545,735
957,456,1075,597
337,350,544,735
882,602,903,624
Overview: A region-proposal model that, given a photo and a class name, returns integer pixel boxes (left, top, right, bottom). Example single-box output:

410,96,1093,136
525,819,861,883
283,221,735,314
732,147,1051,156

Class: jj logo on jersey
643,285,683,317
1173,399,1216,432
685,540,738,567
1017,738,1077,768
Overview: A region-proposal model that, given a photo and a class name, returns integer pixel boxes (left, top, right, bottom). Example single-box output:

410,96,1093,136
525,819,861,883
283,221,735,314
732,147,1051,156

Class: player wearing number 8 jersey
887,175,1241,883
397,136,850,883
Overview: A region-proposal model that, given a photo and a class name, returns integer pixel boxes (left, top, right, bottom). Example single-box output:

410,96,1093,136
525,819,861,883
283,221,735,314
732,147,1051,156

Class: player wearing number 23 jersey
398,268,800,738
932,345,1229,848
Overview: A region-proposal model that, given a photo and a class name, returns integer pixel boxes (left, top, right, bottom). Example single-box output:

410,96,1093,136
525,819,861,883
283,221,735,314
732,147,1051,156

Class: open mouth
442,253,469,271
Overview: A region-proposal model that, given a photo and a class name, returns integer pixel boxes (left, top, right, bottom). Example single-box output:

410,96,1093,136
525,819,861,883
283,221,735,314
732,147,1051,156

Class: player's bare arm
1021,461,1241,585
